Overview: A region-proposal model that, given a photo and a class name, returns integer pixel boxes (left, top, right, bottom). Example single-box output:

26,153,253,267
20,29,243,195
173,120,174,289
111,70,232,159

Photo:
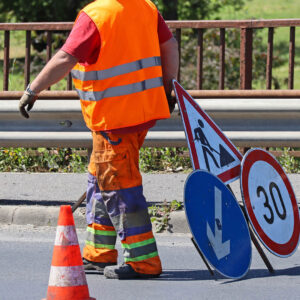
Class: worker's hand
19,91,38,119
167,94,176,114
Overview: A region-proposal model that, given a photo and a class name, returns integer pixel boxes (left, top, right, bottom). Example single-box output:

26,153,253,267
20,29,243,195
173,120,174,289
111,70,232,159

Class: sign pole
191,237,214,276
239,204,275,273
226,184,274,273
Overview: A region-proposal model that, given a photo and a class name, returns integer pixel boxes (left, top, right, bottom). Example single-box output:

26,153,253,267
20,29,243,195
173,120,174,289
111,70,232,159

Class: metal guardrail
2,98,300,148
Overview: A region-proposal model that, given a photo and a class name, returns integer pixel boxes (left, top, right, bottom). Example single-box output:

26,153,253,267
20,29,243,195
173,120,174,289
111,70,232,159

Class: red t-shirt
62,11,173,133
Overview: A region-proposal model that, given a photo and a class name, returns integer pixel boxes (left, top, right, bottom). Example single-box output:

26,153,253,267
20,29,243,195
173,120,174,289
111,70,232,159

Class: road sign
173,80,242,184
241,148,300,257
184,170,251,279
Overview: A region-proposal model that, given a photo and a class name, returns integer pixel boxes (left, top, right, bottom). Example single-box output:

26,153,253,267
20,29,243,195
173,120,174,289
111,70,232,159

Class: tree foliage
0,0,90,22
0,0,245,22
153,0,245,20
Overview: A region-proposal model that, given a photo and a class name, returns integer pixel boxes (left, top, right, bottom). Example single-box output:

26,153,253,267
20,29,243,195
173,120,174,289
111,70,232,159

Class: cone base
42,297,96,300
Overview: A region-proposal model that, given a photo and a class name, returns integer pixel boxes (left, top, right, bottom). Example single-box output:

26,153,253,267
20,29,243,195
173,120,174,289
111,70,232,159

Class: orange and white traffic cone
43,205,95,300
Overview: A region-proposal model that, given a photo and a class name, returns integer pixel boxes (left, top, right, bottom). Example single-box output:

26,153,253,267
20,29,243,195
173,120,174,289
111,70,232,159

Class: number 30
256,182,287,224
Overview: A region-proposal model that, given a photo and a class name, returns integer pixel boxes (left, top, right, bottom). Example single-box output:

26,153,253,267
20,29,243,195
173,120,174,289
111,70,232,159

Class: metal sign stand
239,203,274,273
226,185,274,273
191,237,214,276
190,184,274,277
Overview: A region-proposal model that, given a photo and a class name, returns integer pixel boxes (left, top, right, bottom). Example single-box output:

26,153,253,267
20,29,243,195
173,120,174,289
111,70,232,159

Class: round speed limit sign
241,148,300,257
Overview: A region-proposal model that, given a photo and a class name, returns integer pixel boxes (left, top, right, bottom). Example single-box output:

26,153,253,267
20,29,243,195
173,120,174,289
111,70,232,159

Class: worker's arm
19,50,78,118
30,50,78,93
160,36,179,113
160,36,179,97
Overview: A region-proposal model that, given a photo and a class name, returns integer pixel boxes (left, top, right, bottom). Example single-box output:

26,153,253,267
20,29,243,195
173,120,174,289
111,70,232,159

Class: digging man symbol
194,119,235,172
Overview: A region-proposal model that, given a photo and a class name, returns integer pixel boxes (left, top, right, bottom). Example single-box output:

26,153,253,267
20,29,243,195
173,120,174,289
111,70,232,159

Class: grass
218,0,300,20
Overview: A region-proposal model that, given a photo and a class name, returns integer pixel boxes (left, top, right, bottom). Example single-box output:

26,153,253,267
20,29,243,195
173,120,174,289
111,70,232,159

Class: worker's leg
91,130,162,279
82,172,118,271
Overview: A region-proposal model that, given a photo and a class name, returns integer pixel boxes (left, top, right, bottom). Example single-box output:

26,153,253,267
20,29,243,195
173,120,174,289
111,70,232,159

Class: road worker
19,0,179,279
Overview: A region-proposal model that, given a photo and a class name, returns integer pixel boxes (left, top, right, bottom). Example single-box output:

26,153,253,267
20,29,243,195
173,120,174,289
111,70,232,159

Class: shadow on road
159,269,222,281
0,199,79,207
222,265,300,284
155,265,300,282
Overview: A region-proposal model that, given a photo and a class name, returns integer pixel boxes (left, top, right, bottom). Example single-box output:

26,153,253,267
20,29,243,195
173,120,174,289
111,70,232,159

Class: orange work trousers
83,130,162,275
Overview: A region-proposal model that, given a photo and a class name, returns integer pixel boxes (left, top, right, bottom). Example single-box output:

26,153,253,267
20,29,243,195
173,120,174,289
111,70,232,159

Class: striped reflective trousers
82,130,162,275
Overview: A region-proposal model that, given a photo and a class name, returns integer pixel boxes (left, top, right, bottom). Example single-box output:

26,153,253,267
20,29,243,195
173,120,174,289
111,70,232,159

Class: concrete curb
0,205,190,234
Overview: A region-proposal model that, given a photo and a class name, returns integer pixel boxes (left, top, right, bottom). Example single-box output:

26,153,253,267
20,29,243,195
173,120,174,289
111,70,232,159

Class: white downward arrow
207,186,230,260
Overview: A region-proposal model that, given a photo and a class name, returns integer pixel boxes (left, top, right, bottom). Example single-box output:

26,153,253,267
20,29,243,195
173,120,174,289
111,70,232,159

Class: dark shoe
104,263,160,279
82,258,116,273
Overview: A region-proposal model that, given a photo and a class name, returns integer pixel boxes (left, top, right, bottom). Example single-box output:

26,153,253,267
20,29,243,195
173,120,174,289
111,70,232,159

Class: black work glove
19,90,38,119
167,94,176,114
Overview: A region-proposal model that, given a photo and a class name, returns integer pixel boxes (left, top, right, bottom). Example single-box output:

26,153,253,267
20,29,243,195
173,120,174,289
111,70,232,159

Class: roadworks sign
173,80,242,184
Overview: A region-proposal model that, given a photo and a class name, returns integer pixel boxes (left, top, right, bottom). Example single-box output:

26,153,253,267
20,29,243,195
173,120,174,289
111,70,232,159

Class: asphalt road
0,225,299,300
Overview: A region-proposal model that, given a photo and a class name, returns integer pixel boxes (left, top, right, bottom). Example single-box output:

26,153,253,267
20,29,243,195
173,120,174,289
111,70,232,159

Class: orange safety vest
71,0,170,132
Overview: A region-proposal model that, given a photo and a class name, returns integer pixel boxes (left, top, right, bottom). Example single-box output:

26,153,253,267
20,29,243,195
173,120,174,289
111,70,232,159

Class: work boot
104,263,161,279
82,258,116,273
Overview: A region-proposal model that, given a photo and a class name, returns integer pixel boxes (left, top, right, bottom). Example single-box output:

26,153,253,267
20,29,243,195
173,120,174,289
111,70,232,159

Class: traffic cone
43,205,95,300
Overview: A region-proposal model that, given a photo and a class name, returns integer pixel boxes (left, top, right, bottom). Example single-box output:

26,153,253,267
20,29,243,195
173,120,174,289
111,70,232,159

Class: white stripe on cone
48,266,87,287
54,225,79,246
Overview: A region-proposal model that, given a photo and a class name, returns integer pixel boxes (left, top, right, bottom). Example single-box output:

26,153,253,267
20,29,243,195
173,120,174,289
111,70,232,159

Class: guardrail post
3,30,10,91
266,28,274,89
176,28,181,83
219,28,226,90
288,26,295,89
240,28,253,89
24,31,31,89
46,31,52,90
197,29,204,90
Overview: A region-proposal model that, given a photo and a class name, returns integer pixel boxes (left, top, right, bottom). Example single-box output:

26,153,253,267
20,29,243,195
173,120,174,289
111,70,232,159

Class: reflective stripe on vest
71,56,161,81
75,76,163,102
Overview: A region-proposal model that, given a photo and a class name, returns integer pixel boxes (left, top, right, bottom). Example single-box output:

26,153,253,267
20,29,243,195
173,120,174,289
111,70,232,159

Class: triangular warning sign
173,80,242,184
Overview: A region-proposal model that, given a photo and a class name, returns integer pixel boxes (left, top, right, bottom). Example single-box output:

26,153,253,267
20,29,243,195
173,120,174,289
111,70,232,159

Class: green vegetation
216,0,300,20
1,146,299,174
215,0,300,89
152,0,245,20
139,147,192,172
277,148,300,174
0,147,88,173
148,200,183,232
0,147,192,173
0,0,90,22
